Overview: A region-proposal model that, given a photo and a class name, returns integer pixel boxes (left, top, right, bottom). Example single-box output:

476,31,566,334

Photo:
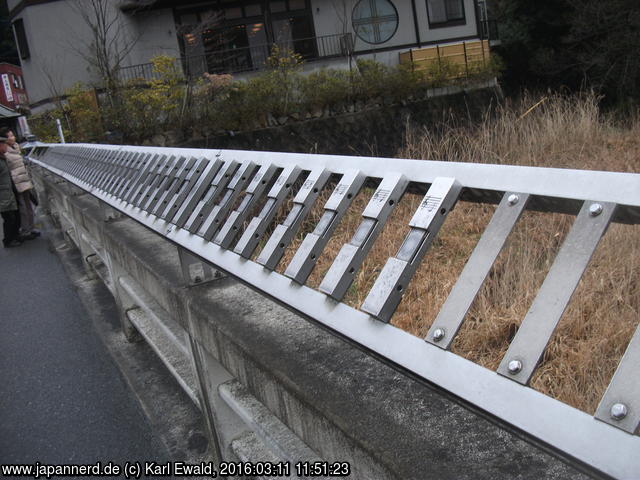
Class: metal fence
480,19,499,41
118,33,354,84
27,143,640,479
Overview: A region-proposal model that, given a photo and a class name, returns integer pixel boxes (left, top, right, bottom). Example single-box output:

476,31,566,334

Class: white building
9,0,496,111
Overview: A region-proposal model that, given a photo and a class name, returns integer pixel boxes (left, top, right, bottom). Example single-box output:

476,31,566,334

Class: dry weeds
251,92,639,414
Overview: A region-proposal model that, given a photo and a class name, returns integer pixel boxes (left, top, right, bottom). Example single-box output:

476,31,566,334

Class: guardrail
27,143,640,478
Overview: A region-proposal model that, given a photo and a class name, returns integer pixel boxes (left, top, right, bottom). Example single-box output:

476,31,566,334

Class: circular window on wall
352,0,399,45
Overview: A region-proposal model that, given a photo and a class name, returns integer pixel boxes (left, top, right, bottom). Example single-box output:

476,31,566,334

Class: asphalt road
0,221,169,468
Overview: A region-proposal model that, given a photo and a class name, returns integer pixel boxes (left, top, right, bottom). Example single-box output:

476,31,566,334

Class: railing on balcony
480,19,499,41
118,33,354,84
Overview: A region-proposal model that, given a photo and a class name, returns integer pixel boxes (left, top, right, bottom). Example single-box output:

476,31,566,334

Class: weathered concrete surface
187,279,596,480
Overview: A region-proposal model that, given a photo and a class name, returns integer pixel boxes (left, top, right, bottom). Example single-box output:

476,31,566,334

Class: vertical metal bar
95,149,125,191
284,170,366,284
102,150,134,194
595,325,640,434
159,157,208,221
121,153,157,203
183,159,239,233
256,168,331,270
134,155,173,209
107,151,140,196
93,150,118,190
69,148,89,178
84,149,110,186
143,156,182,212
90,149,117,187
361,177,462,323
151,157,197,216
214,163,280,248
319,173,408,301
127,153,164,206
76,148,100,182
113,152,145,198
426,192,530,349
497,201,616,384
234,165,303,258
171,158,224,228
198,161,258,241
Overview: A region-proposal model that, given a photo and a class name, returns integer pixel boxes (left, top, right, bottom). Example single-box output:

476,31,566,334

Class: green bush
66,83,104,142
299,68,352,111
29,49,502,143
30,108,67,143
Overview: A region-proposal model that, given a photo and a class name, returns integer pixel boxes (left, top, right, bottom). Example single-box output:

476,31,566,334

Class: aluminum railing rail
28,143,640,478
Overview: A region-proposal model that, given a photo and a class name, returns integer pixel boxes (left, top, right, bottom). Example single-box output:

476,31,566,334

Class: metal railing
27,143,640,479
480,19,499,41
118,33,354,83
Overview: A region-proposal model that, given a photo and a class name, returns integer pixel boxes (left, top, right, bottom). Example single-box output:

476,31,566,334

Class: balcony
119,33,354,84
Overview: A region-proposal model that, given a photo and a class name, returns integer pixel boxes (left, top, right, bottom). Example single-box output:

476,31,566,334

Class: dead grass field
252,92,640,414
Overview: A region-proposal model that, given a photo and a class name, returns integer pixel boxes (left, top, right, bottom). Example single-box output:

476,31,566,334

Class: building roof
0,104,21,118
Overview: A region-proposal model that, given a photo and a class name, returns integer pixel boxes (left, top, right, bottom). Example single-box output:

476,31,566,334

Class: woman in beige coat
0,127,38,238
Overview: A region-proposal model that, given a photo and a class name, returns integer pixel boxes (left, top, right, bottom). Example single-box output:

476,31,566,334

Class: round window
352,0,399,45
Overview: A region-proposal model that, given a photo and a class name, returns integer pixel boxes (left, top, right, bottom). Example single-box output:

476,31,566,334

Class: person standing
0,135,21,247
0,127,39,239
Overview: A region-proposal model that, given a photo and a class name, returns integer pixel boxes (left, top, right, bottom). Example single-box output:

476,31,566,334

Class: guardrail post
102,248,143,343
177,247,225,286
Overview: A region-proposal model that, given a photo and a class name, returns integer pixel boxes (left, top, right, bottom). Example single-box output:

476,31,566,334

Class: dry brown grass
251,92,640,414
395,92,640,413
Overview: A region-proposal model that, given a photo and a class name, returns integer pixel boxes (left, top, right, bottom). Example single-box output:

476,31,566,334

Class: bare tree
38,58,66,111
329,0,356,69
66,0,140,93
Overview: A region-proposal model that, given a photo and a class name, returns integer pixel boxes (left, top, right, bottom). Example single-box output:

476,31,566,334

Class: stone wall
179,85,502,157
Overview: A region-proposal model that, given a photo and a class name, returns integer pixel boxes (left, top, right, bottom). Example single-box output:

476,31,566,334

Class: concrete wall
119,7,181,66
10,1,100,108
27,152,595,480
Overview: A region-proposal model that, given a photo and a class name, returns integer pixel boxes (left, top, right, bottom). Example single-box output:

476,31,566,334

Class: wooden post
481,39,487,66
463,42,469,77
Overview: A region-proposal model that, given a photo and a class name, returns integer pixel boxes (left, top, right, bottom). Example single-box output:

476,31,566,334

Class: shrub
109,55,187,141
30,108,68,143
423,58,464,87
65,83,104,142
353,59,391,100
299,68,352,111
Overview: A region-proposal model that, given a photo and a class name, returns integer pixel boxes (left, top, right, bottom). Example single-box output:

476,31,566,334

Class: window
176,0,316,73
426,0,465,27
12,19,30,60
352,0,399,45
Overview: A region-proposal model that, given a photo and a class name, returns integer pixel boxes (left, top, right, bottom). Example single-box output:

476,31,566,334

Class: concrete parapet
34,169,594,479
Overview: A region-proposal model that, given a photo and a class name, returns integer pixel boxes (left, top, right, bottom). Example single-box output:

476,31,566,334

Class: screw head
589,203,603,216
610,403,628,420
193,276,202,284
507,359,522,374
432,328,445,342
507,194,519,206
